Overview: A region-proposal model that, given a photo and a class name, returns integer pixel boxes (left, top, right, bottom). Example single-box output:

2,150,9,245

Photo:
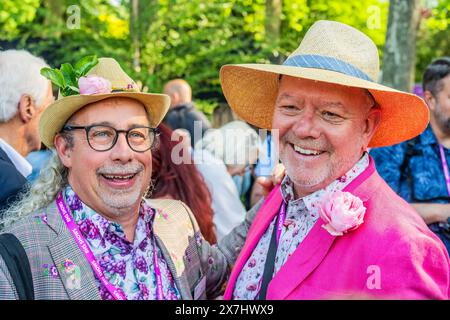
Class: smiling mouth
101,173,138,182
291,144,325,156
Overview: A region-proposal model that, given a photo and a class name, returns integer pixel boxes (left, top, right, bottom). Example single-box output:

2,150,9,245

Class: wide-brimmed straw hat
40,57,170,148
220,20,429,147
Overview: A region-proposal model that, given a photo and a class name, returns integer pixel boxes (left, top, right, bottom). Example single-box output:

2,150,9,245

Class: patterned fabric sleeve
179,199,262,298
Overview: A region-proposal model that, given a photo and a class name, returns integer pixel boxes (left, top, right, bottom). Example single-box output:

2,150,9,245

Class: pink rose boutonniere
318,190,366,236
78,75,112,95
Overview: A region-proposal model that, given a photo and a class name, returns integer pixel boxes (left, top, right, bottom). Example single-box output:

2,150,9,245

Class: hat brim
39,92,170,148
220,64,429,148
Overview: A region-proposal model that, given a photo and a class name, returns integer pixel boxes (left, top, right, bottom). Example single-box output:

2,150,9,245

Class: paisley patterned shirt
63,186,180,300
233,153,369,300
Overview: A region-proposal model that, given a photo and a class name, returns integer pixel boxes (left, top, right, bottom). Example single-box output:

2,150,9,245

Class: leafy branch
40,55,99,97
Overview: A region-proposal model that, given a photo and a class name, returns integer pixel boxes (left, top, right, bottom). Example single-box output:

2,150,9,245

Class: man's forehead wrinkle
276,92,304,104
276,91,345,107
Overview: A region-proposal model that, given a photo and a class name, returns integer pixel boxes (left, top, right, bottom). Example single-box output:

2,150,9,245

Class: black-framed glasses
62,124,159,152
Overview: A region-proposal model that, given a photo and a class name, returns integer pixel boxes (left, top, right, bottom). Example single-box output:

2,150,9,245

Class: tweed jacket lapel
45,201,101,300
150,198,204,300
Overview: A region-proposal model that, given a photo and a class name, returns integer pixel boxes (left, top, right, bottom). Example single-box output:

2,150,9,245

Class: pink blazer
224,157,450,299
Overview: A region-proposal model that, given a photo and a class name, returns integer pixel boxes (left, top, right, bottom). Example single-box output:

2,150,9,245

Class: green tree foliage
0,0,39,41
416,0,449,82
0,0,448,114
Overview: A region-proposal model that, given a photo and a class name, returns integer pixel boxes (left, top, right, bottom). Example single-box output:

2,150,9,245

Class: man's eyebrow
276,93,299,103
90,121,114,126
321,101,345,108
88,121,149,128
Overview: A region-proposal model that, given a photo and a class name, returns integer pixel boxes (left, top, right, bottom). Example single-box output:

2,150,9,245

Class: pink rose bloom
318,190,366,236
78,75,112,95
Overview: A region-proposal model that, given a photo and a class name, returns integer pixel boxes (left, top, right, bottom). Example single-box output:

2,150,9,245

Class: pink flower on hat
318,190,366,236
78,75,112,95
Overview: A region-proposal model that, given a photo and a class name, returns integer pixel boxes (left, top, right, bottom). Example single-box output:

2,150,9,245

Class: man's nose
110,133,134,162
292,108,321,139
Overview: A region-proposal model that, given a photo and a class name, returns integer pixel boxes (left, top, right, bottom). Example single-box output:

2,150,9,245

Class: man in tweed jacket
0,198,256,300
0,57,255,300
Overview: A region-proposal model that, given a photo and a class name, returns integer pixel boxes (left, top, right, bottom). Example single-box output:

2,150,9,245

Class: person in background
196,120,261,240
151,123,217,244
26,148,53,183
371,57,450,253
251,132,279,208
162,79,211,148
0,50,54,210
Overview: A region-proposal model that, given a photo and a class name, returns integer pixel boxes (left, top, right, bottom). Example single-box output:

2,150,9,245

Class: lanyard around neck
56,192,164,300
438,144,450,197
275,202,286,245
258,201,287,299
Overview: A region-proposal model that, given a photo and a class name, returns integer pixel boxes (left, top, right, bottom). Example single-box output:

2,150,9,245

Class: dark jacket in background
163,103,212,148
0,147,27,212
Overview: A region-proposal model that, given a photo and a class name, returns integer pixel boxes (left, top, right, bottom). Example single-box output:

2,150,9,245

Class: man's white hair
0,49,50,122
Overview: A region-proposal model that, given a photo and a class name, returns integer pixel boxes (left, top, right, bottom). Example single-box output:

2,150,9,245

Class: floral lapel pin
318,190,366,236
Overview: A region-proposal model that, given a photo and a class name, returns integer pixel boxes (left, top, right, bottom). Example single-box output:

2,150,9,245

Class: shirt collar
281,152,370,213
63,185,154,243
0,138,32,178
418,125,438,146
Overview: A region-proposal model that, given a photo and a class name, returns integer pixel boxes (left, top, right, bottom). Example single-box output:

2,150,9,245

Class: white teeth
103,174,135,180
293,145,322,155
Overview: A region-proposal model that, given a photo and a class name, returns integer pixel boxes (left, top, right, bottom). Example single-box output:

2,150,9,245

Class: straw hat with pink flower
39,56,169,148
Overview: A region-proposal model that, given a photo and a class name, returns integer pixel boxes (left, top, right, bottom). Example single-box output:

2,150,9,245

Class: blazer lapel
46,201,100,300
267,219,336,299
267,157,378,300
224,186,282,299
151,199,197,299
154,234,192,299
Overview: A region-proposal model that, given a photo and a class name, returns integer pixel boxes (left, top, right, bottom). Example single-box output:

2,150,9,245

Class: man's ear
364,107,382,144
18,94,36,123
424,90,436,111
171,92,180,105
54,134,73,168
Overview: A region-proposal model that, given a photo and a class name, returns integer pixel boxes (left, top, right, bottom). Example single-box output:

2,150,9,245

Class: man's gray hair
0,50,50,122
0,150,68,228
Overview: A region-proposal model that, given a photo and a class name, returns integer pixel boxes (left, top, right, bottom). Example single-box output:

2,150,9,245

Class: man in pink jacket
219,20,450,299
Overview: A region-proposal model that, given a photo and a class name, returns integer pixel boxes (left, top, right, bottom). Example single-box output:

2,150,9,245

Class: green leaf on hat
75,55,99,77
60,63,77,88
67,85,80,93
40,67,65,88
40,54,99,97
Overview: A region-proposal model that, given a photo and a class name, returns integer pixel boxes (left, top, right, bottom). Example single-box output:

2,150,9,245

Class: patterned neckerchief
233,153,369,300
63,186,180,300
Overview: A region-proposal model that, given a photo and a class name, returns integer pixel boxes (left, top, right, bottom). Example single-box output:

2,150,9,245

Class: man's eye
322,111,341,118
280,105,297,111
129,131,145,139
93,130,113,137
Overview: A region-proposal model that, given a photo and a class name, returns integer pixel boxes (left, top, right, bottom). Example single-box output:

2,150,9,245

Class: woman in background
150,123,217,244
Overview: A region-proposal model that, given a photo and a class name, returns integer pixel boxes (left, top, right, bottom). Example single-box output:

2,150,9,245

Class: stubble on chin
96,177,145,216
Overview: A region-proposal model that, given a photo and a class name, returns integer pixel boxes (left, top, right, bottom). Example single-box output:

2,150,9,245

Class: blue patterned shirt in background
63,186,180,300
370,125,450,253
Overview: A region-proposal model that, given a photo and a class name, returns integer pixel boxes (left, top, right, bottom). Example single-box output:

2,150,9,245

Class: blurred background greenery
0,0,448,115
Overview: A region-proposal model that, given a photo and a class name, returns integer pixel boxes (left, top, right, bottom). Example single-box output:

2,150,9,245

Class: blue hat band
283,54,374,82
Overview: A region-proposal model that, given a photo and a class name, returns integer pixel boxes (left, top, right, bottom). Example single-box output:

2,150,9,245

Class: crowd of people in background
0,20,449,300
